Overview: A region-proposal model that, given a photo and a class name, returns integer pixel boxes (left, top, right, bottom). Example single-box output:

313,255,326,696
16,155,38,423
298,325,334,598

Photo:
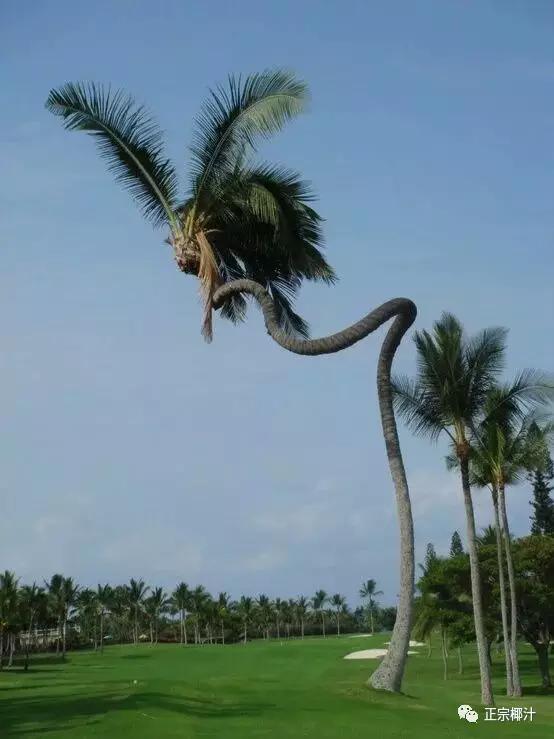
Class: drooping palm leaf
46,82,179,229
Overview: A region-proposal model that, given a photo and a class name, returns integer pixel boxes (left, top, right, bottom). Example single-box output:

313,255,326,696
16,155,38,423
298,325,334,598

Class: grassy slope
0,635,552,738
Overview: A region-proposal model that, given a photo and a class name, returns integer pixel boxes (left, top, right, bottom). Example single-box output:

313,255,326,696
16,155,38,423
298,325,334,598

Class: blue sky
1,1,553,607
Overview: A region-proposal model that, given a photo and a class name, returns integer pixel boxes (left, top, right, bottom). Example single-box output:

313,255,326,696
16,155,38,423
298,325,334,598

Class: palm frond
268,278,310,337
392,374,445,441
190,70,308,200
46,82,179,229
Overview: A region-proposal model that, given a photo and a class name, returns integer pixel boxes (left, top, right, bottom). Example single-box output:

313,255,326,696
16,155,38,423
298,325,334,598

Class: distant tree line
0,578,392,669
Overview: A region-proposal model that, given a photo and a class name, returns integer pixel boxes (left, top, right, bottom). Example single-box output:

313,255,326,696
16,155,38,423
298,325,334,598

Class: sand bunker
348,633,372,638
344,649,388,660
344,649,419,660
384,640,425,647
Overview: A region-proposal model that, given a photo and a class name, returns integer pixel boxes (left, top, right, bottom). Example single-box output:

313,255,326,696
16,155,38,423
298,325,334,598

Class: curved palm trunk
498,482,522,697
460,459,494,705
491,487,513,695
369,605,375,635
213,280,417,693
336,611,341,636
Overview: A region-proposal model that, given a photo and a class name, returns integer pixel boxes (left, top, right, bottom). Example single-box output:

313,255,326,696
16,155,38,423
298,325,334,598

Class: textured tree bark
498,483,522,697
458,646,464,675
213,280,417,693
460,459,494,705
491,487,513,695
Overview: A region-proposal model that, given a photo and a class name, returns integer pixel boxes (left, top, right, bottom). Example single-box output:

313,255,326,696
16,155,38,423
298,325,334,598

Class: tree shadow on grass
0,688,275,736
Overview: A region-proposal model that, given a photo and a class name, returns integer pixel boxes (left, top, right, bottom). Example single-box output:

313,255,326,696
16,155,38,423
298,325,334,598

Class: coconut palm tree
45,574,65,655
190,585,209,645
96,584,112,653
217,592,231,644
468,384,553,698
60,577,79,658
256,594,273,640
18,583,45,671
145,587,170,644
329,594,347,636
46,71,334,341
47,70,417,694
236,596,254,644
359,579,383,634
76,588,98,649
128,579,148,645
392,313,507,705
172,582,191,645
296,596,309,639
312,590,328,638
274,597,285,639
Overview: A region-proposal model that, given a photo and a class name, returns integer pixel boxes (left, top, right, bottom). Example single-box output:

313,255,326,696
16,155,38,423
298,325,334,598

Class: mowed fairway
0,636,552,738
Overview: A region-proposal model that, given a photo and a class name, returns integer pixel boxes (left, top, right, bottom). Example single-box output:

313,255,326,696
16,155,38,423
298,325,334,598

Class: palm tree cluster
0,578,386,668
394,313,553,703
415,527,554,689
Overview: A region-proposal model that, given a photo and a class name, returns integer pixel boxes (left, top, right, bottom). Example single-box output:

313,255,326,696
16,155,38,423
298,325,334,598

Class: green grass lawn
0,635,552,737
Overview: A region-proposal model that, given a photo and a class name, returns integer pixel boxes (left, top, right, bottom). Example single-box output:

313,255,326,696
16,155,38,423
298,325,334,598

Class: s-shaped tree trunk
213,279,417,693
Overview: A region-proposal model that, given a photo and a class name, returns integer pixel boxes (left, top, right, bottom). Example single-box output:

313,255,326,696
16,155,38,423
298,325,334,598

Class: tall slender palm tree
190,585,209,645
217,592,231,644
312,590,328,638
329,594,347,636
47,69,417,693
296,596,309,639
359,579,383,635
469,384,553,698
392,313,507,705
45,574,65,656
237,596,254,644
128,579,148,645
96,584,112,653
274,597,285,639
60,577,79,659
145,587,170,644
256,594,273,640
172,582,191,645
19,583,45,671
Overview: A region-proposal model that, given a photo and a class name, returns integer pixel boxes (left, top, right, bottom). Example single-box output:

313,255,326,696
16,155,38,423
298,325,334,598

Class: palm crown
46,70,335,340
